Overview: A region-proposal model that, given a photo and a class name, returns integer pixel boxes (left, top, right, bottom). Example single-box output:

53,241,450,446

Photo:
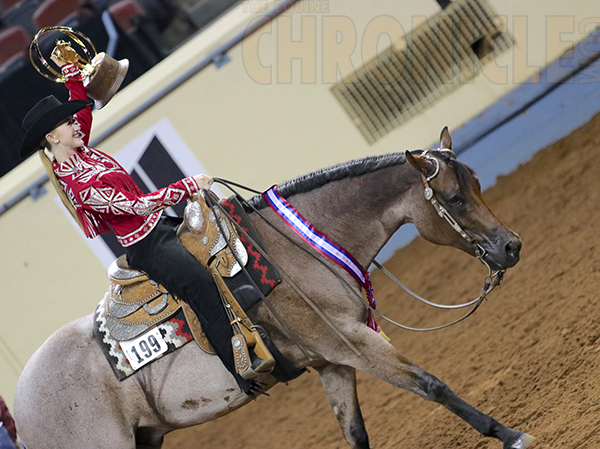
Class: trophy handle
29,26,97,83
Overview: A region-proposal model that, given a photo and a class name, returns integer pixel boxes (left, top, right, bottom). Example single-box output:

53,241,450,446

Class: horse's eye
447,195,465,206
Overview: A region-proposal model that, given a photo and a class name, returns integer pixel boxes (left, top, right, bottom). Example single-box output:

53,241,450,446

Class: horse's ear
440,126,452,150
405,150,435,176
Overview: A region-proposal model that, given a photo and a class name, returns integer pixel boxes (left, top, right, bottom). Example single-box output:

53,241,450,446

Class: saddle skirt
94,194,281,381
105,263,179,341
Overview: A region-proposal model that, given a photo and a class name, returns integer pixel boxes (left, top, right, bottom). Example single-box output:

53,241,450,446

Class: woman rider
19,55,265,396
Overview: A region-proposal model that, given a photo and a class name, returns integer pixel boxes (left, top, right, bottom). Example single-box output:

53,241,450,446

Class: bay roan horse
14,128,532,449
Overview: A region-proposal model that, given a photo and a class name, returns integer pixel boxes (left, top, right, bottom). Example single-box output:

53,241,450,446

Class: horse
14,128,532,449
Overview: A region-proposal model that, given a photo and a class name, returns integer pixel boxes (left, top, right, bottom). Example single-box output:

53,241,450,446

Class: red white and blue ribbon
263,186,388,339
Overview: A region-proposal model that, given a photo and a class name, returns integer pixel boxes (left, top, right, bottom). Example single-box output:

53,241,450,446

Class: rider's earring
46,133,57,145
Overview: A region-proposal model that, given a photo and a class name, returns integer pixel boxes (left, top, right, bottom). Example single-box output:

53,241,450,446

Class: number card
120,328,168,370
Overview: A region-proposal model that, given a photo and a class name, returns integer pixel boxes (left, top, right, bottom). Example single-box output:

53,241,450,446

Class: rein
212,166,504,335
203,188,361,361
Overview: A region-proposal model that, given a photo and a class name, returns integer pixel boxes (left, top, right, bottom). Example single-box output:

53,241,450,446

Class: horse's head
405,127,521,271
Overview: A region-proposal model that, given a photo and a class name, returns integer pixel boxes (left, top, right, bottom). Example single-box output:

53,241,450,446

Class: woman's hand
50,53,67,68
51,43,77,67
194,174,213,190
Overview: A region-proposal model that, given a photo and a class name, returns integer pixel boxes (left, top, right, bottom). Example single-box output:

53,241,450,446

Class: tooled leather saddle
93,193,282,381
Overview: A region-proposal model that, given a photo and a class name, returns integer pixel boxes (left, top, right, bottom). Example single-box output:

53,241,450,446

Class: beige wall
1,0,598,410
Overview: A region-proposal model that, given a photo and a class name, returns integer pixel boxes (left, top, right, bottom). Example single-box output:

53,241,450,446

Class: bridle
368,149,505,331
421,149,489,264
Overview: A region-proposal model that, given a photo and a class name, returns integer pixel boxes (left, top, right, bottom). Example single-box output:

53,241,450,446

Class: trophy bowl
29,26,129,109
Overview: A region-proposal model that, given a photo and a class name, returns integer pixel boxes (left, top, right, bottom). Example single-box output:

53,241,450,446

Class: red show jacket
52,64,201,247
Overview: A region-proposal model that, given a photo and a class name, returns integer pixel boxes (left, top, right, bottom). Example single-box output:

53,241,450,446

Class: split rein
209,167,504,336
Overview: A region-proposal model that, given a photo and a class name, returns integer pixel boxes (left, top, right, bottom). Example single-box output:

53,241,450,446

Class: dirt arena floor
164,112,600,449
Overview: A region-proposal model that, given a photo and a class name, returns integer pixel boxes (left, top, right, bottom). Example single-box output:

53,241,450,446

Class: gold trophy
30,26,129,109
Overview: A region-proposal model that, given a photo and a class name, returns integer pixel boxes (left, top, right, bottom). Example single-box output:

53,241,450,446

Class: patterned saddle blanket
93,195,281,381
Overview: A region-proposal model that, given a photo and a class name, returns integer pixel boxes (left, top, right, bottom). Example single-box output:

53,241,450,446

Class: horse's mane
246,152,407,210
243,150,478,210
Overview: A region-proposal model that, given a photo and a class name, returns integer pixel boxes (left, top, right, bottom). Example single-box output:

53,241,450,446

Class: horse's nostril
505,240,521,259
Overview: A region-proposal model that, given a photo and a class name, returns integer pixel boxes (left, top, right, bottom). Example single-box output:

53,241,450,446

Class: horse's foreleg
315,363,369,449
340,331,535,449
408,367,535,449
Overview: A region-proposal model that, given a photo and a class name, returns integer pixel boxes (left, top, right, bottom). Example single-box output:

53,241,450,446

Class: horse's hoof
506,432,536,449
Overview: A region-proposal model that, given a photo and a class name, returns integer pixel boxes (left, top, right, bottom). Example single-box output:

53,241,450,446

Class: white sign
120,327,168,370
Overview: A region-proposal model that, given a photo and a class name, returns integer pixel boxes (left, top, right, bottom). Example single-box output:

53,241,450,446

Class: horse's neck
285,164,418,268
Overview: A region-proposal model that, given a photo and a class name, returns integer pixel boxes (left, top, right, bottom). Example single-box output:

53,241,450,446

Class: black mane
246,152,407,210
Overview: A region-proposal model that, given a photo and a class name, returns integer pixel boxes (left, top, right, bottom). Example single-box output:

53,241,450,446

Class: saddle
95,193,278,381
105,256,213,353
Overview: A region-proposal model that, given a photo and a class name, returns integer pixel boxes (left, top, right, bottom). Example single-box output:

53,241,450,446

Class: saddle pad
221,196,280,307
95,294,208,381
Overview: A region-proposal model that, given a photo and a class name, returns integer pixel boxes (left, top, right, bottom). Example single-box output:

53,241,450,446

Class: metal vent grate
332,0,512,144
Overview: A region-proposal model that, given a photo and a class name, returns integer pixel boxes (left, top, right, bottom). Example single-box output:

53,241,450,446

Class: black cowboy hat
19,95,92,160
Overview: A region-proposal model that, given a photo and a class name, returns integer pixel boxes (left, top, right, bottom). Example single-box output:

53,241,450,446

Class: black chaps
126,216,251,394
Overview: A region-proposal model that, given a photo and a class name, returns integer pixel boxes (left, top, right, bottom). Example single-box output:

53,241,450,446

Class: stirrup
242,351,276,380
210,268,275,379
232,328,275,380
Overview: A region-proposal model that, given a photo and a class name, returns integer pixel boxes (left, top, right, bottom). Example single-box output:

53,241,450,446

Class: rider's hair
39,148,85,233
39,137,50,150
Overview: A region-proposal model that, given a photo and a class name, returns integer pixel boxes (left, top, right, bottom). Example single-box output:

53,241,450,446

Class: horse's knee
416,372,452,403
349,414,369,449
414,372,502,438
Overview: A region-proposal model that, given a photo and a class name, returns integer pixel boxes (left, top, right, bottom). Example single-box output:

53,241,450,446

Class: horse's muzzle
479,232,522,270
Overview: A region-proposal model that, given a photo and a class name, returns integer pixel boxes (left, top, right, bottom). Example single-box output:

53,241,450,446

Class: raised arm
61,63,92,146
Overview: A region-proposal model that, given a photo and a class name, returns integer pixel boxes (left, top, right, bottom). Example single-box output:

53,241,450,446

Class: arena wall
1,0,598,410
